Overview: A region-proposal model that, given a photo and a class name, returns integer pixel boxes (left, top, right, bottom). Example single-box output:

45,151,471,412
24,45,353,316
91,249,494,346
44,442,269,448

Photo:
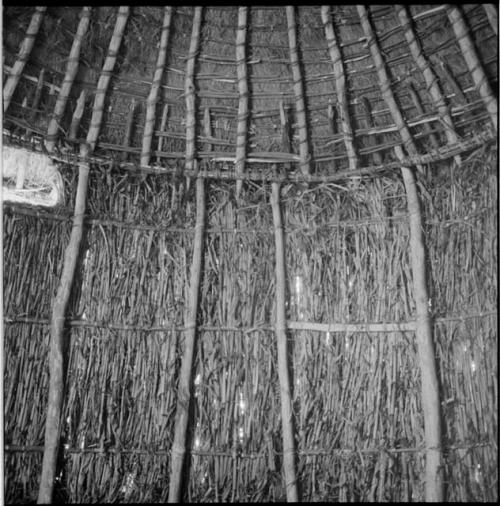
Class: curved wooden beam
447,5,498,132
86,6,130,151
45,7,91,153
357,6,423,173
235,6,249,198
396,5,461,166
286,6,311,176
3,7,46,112
141,7,173,168
321,6,358,171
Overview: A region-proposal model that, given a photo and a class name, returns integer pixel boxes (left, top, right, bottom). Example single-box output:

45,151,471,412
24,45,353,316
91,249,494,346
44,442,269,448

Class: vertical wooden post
396,4,461,167
394,145,443,502
270,181,299,502
447,5,498,132
37,144,91,504
45,6,91,153
37,8,129,503
167,7,203,503
168,175,205,502
3,6,46,112
357,6,424,174
235,6,249,198
321,6,358,171
141,6,173,168
86,6,130,152
286,6,311,176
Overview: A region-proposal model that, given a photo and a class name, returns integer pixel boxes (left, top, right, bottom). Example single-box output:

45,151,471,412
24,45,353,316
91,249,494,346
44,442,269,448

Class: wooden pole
38,8,129,503
396,4,461,167
45,6,91,153
357,6,424,174
270,181,299,502
483,4,498,36
167,177,205,503
394,144,443,502
37,143,91,504
235,6,249,198
183,7,203,192
288,320,416,333
446,5,498,133
286,6,311,176
167,7,203,502
86,6,130,151
3,6,46,112
141,6,173,168
321,6,358,171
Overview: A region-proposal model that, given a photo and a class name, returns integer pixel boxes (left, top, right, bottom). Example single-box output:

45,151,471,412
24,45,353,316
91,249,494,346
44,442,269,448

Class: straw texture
2,5,497,504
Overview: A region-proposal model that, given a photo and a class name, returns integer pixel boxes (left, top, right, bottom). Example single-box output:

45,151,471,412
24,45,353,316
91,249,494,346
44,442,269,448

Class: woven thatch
2,5,497,503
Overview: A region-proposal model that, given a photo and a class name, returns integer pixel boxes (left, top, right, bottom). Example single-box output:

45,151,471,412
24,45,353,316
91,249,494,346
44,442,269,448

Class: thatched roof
2,5,497,176
2,5,498,504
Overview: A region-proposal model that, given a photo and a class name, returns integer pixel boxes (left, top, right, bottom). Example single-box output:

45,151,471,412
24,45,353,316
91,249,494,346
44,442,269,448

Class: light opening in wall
293,274,307,320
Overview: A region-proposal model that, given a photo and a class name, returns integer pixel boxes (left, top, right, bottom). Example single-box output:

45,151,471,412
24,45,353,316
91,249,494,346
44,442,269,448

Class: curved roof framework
2,5,497,178
2,5,498,504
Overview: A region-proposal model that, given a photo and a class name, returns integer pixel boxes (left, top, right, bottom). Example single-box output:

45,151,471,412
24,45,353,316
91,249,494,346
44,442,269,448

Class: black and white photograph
1,4,497,503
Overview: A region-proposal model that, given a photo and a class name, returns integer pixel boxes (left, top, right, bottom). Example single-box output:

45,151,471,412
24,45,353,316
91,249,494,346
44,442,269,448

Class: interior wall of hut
1,5,497,503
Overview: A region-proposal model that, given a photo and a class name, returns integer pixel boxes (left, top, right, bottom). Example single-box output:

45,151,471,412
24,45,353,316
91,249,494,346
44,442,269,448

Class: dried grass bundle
2,145,64,207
